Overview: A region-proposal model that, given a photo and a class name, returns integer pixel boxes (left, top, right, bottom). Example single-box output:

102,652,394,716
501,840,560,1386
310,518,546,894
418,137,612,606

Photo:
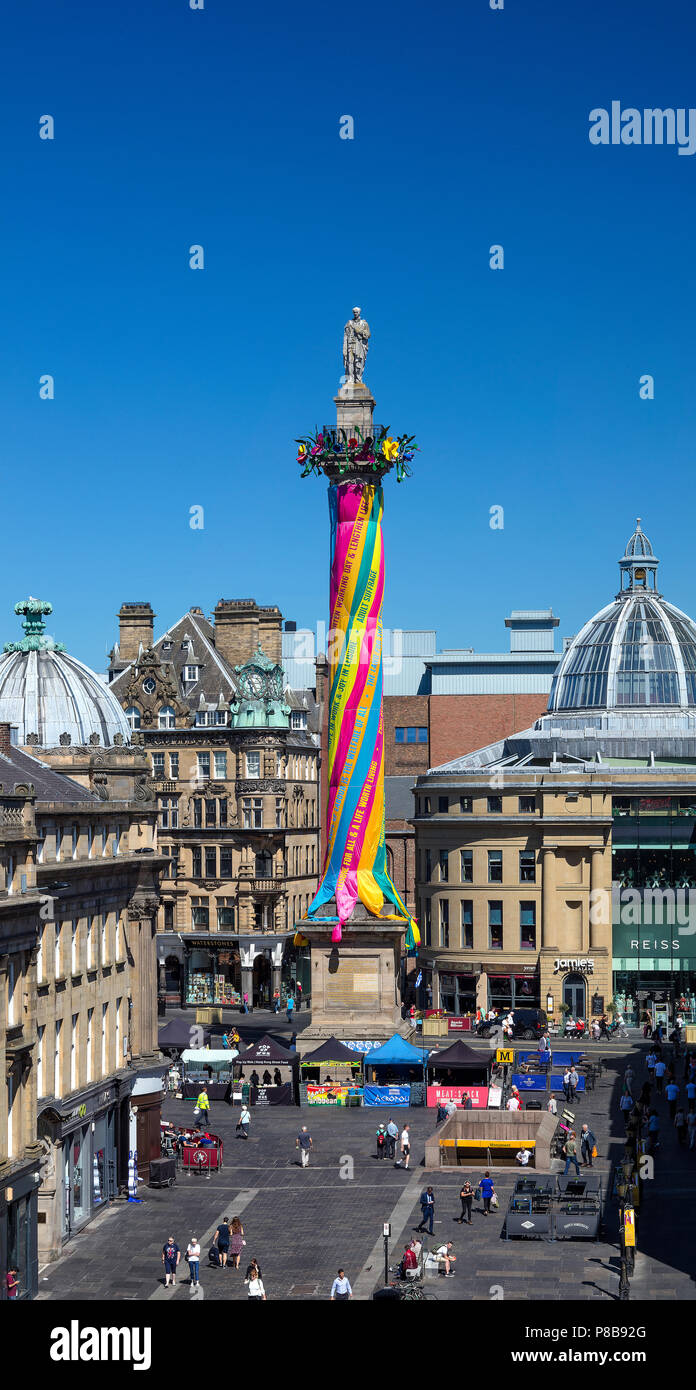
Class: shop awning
181,1049,239,1063
364,1034,424,1066
300,1037,365,1066
238,1034,297,1064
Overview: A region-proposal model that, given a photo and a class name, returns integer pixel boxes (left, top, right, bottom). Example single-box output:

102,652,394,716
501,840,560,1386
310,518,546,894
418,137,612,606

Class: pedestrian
186,1236,201,1288
624,1064,635,1097
416,1186,435,1234
563,1131,580,1176
5,1268,19,1300
457,1179,474,1224
435,1241,456,1276
547,1095,557,1116
286,993,295,1023
162,1235,181,1287
675,1108,688,1145
296,982,303,1012
296,1125,312,1167
666,1078,680,1121
245,1259,266,1300
214,1216,231,1269
273,990,280,1014
619,1089,634,1129
330,1268,352,1300
654,1056,667,1095
386,1116,399,1159
647,1109,660,1153
479,1171,495,1214
196,1085,211,1126
398,1123,410,1168
563,1068,575,1103
515,1148,532,1166
687,1111,696,1149
580,1123,596,1167
229,1216,245,1268
376,1124,387,1160
686,1078,696,1113
646,1049,657,1080
506,1092,520,1111
399,1243,418,1278
237,1103,251,1139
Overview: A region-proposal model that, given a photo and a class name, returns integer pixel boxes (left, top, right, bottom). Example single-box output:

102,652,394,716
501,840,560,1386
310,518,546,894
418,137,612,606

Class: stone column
541,846,556,947
589,845,609,949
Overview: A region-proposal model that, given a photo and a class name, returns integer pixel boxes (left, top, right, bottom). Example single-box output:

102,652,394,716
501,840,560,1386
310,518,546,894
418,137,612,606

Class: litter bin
526,1100,542,1110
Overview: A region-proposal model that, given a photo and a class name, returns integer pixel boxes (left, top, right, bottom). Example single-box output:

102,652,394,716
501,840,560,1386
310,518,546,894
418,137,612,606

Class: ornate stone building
107,599,321,1007
0,600,163,1295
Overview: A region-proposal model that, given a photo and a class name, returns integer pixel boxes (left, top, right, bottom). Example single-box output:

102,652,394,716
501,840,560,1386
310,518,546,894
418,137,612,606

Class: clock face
142,677,156,695
245,668,265,697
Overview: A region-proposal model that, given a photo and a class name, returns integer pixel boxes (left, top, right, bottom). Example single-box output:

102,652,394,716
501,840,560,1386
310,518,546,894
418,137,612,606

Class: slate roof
0,744,98,804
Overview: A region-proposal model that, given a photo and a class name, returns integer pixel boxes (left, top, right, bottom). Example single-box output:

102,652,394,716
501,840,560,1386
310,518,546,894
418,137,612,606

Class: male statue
342,307,370,384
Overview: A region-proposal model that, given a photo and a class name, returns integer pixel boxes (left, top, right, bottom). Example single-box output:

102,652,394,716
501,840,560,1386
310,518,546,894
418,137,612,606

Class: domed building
414,522,696,1036
0,598,131,748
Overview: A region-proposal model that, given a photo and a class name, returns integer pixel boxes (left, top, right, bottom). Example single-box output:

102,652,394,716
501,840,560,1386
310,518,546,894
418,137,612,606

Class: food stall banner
306,1083,363,1106
363,1085,410,1107
426,1085,490,1108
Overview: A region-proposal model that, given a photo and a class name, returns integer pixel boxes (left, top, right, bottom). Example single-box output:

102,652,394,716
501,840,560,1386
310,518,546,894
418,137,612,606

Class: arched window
125,706,141,731
158,706,175,729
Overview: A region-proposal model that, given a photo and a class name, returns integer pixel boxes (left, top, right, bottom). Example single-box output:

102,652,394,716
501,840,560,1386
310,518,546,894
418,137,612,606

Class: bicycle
398,1282,438,1301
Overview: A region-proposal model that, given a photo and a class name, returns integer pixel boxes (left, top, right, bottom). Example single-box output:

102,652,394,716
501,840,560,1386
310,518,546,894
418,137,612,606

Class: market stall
158,1018,211,1052
180,1048,239,1100
234,1034,297,1105
426,1039,491,1108
362,1033,425,1106
300,1037,365,1105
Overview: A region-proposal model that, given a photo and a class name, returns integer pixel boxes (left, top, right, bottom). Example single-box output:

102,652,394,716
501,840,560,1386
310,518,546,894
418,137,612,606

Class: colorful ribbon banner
299,481,420,947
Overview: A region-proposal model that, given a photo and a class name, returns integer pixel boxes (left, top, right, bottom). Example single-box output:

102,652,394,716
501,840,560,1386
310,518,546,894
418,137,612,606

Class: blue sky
2,0,695,670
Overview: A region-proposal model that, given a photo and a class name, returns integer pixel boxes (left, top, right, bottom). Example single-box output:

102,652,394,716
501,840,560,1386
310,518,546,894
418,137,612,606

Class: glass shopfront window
7,1192,33,1300
92,1110,116,1206
62,1124,90,1237
612,795,696,889
439,972,476,1015
488,973,540,1011
186,949,215,1005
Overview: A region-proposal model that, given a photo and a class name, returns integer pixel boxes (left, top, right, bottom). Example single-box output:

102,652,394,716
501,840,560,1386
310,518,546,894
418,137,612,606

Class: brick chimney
213,600,282,668
0,723,13,755
117,603,156,663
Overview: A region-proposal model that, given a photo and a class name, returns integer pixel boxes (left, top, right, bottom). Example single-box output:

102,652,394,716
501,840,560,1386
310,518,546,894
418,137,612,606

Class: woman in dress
229,1215,245,1269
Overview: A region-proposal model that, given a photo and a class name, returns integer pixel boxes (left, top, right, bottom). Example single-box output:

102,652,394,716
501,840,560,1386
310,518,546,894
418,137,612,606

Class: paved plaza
35,1033,696,1302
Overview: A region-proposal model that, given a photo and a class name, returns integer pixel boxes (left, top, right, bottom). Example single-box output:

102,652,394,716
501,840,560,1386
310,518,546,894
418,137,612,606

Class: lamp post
383,1221,391,1285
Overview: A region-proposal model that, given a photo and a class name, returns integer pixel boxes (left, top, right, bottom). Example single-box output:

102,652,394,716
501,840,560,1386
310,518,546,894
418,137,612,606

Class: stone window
159,706,176,729
487,795,503,814
520,902,536,949
461,900,473,949
488,850,503,883
219,798,228,827
214,752,227,780
205,847,217,878
246,751,261,778
152,752,165,779
169,753,179,780
395,727,428,743
125,705,140,731
438,796,448,814
439,849,449,882
519,850,536,883
197,752,210,780
460,850,473,883
488,901,503,949
205,798,216,827
460,796,473,813
519,795,536,813
220,848,233,878
192,898,209,928
439,898,449,948
192,848,202,878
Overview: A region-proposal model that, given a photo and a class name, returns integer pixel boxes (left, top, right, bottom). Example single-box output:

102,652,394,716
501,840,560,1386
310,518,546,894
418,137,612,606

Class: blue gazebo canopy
366,1033,424,1066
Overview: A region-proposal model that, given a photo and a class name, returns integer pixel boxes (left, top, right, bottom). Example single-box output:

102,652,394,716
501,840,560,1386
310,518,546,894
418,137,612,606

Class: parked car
476,1009,548,1041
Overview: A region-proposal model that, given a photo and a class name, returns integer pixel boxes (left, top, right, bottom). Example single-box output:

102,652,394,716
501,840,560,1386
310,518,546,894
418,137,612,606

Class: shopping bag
491,1192,499,1210
193,1106,200,1117
474,1186,482,1200
592,1145,598,1158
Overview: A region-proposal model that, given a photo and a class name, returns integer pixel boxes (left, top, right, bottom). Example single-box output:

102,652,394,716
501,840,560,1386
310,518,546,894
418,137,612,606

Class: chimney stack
213,599,282,668
117,603,156,664
0,723,14,755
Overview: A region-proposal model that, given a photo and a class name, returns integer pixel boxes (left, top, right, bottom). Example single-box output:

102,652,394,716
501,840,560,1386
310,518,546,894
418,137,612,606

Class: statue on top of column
342,306,370,384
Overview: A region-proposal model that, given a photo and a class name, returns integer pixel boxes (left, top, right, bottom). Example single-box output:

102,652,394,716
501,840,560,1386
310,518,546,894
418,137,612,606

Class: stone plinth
296,899,407,1056
334,382,375,439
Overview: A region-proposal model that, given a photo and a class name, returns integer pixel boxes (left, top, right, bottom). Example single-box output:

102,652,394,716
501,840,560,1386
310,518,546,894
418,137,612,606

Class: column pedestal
296,900,407,1057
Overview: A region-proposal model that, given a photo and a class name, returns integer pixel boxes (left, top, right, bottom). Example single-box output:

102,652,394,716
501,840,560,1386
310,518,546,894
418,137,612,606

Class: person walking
563,1132,580,1176
245,1259,266,1300
272,990,280,1014
457,1180,474,1224
237,1103,251,1139
479,1171,495,1215
162,1235,181,1287
398,1124,411,1168
286,992,295,1023
416,1186,435,1235
563,1068,575,1103
547,1094,557,1116
580,1123,596,1167
646,1049,657,1082
687,1110,696,1150
624,1064,635,1098
214,1217,231,1269
296,1125,312,1167
228,1216,245,1269
196,1085,211,1127
647,1109,660,1153
686,1077,696,1113
296,982,303,1012
186,1236,201,1288
619,1088,634,1129
654,1056,667,1095
386,1117,399,1159
376,1124,387,1160
666,1078,680,1121
330,1268,352,1300
675,1108,688,1145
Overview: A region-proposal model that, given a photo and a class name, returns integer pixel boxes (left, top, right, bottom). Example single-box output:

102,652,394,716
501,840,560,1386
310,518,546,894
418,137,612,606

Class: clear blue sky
2,0,695,670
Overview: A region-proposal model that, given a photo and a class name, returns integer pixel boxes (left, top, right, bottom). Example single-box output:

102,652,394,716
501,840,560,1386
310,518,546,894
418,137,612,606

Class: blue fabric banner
363,1085,410,1107
549,1075,586,1092
512,1073,547,1091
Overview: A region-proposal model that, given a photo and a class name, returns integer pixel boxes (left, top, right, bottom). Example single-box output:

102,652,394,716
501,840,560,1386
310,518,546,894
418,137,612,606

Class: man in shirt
330,1268,352,1300
686,1079,696,1113
507,1094,520,1111
563,1068,576,1103
666,1078,681,1120
213,1218,231,1269
237,1104,251,1139
386,1117,399,1159
515,1148,531,1166
580,1123,596,1167
654,1057,667,1095
435,1241,456,1276
296,1125,312,1167
398,1124,411,1169
162,1236,181,1287
416,1186,435,1235
619,1090,634,1130
563,1132,580,1176
196,1086,211,1125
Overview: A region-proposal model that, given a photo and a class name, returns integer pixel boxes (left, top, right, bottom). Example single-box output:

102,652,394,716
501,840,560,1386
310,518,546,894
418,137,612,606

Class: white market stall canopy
181,1049,239,1063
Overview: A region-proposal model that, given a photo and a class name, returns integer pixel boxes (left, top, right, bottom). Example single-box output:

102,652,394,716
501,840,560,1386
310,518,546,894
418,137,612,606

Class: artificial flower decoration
295,424,418,482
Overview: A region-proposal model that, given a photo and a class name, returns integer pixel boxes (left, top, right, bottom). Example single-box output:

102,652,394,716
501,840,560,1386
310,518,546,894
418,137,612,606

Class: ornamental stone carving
236,778,285,794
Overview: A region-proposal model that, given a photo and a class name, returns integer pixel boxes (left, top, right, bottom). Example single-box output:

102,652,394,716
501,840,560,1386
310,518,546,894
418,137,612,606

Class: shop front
613,917,696,1025
484,962,540,1013
1,1159,39,1301
183,937,241,1007
38,1078,130,1262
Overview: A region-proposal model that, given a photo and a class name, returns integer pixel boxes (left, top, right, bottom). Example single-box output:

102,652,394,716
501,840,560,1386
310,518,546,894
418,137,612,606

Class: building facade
107,600,320,1007
414,524,696,1029
0,600,163,1293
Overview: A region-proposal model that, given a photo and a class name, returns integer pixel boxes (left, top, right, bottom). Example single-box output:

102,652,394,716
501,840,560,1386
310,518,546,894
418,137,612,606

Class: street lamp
383,1222,391,1285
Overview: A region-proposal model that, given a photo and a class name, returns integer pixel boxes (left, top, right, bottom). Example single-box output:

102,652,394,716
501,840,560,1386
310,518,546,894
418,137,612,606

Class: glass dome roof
548,524,696,713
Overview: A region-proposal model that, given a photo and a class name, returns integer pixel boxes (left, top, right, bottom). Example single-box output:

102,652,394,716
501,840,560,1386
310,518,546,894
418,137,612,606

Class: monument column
294,310,419,1048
